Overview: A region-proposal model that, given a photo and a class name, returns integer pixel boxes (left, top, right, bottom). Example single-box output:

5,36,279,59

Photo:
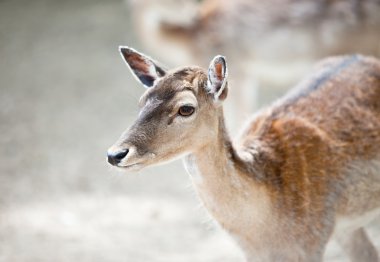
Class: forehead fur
139,66,207,105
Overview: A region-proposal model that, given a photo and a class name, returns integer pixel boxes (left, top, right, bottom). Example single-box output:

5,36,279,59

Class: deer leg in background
336,227,379,262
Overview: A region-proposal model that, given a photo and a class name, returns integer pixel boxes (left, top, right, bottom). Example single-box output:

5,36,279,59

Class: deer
127,0,380,128
107,46,380,261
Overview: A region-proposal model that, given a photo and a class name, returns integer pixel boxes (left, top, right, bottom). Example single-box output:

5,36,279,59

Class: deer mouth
118,162,143,171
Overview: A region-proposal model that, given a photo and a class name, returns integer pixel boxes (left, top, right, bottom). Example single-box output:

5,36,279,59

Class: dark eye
178,105,195,117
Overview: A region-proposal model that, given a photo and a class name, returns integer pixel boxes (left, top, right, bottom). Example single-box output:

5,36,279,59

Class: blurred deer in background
127,0,380,128
108,46,380,261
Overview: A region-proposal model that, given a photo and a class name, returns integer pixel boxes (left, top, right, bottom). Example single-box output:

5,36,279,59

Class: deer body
184,55,380,261
108,48,380,261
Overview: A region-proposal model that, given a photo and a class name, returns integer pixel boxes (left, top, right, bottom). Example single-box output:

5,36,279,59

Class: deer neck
184,111,232,178
183,110,271,245
183,110,249,211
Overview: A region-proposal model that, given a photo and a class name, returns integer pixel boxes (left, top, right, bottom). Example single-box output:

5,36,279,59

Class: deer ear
207,55,228,103
119,46,167,88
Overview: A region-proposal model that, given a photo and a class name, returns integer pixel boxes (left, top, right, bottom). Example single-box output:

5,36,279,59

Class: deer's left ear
119,46,167,88
207,55,228,103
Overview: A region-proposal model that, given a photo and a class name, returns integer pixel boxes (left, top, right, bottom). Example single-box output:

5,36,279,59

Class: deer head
107,46,229,170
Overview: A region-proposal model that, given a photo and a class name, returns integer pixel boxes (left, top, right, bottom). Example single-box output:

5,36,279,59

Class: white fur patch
183,155,203,183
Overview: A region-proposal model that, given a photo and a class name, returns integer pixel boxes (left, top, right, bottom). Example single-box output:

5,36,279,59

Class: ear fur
207,55,228,102
119,46,167,88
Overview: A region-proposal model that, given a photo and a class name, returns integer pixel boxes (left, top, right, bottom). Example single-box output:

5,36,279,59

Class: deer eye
178,105,195,117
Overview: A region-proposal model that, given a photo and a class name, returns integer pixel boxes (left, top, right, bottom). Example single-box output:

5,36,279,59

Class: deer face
107,47,228,171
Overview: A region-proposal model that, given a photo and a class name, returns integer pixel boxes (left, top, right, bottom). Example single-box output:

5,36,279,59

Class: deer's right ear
119,46,167,88
206,55,228,103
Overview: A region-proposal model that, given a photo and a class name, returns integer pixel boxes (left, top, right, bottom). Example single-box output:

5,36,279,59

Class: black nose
107,149,129,166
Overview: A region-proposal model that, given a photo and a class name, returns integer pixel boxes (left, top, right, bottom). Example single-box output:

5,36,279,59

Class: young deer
107,46,380,261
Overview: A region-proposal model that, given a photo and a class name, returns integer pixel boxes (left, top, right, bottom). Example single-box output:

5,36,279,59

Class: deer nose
107,149,129,166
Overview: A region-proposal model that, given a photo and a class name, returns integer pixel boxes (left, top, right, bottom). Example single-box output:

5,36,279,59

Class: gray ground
0,0,379,261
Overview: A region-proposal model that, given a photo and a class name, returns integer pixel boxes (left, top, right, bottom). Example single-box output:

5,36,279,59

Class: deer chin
117,162,144,171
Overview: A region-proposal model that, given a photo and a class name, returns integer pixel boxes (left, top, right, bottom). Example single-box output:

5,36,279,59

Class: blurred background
0,0,379,261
